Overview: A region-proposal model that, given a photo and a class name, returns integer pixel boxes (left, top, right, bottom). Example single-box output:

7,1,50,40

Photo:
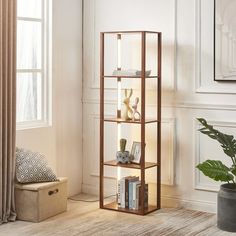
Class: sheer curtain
17,0,42,122
0,0,17,223
17,19,41,122
17,73,38,122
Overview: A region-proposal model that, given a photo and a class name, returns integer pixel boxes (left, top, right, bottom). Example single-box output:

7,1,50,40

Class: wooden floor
0,194,234,236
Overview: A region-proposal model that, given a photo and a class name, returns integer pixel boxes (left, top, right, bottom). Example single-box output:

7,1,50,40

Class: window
17,0,52,128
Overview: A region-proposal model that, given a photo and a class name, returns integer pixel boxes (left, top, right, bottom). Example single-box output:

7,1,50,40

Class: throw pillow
16,147,58,183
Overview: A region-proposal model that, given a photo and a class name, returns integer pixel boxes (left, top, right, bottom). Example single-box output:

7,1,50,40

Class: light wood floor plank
0,195,234,236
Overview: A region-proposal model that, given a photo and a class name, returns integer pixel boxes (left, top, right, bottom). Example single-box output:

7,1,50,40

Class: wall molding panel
161,118,176,185
176,102,236,111
195,0,236,94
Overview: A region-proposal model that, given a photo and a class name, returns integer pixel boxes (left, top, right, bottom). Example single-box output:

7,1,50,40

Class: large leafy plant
196,118,236,184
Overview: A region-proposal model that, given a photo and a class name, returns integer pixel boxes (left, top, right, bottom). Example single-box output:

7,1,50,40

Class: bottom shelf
102,201,158,215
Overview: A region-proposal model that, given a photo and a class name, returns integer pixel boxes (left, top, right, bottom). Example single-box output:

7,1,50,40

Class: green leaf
231,165,236,176
196,160,234,182
197,118,236,159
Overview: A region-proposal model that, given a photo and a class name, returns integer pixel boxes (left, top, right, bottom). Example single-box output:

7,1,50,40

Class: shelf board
103,75,159,79
104,118,159,124
102,30,161,34
104,160,158,169
103,201,158,215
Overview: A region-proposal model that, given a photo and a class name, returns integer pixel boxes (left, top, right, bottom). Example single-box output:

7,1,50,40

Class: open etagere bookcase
100,31,162,215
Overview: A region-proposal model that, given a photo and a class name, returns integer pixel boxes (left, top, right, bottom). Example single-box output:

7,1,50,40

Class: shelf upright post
117,33,122,186
140,31,146,215
100,32,105,209
117,33,122,119
157,32,162,209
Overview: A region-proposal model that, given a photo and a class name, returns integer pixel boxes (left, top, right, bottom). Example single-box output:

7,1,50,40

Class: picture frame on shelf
130,142,142,164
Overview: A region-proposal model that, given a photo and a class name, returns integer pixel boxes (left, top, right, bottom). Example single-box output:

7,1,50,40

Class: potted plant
196,118,236,232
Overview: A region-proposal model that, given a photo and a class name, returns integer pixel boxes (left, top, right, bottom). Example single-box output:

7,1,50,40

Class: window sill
16,120,52,131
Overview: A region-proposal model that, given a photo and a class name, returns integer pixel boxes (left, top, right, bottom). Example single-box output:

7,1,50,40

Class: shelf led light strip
117,34,121,70
117,33,121,181
117,33,122,118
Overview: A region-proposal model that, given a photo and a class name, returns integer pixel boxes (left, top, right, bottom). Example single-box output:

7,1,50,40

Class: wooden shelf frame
104,160,158,169
100,30,162,34
100,30,162,215
103,202,158,215
104,117,160,124
103,75,159,79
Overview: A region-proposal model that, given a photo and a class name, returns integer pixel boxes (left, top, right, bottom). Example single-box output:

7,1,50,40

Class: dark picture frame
214,0,236,81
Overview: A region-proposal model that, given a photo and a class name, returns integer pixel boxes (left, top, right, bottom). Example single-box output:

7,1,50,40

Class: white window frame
16,0,52,130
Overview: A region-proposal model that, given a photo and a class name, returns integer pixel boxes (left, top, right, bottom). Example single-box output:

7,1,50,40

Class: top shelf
103,75,159,79
101,30,161,35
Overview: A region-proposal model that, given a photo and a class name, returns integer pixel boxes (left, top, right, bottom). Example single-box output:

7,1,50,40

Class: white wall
16,0,83,196
82,0,236,213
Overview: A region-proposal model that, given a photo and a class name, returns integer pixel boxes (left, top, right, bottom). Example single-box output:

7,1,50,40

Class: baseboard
81,183,216,213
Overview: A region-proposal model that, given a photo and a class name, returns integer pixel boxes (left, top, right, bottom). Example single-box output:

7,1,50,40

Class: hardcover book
132,181,141,210
125,176,139,208
119,178,126,208
137,184,148,209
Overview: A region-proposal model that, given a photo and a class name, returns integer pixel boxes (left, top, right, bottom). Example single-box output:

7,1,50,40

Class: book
132,181,141,210
125,176,139,208
117,180,121,207
119,178,125,208
144,184,148,209
128,181,133,209
135,183,141,210
128,177,139,209
137,184,148,209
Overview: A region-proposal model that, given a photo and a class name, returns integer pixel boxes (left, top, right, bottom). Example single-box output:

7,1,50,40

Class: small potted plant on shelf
196,118,236,232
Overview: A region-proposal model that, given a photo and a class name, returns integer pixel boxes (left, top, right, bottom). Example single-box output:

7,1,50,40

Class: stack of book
117,176,148,210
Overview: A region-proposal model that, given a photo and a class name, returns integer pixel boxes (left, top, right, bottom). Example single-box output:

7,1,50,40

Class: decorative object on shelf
113,69,151,77
132,97,141,121
116,139,130,164
123,89,133,120
130,142,142,164
196,118,236,232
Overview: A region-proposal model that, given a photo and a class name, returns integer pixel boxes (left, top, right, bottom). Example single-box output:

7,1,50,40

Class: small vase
218,183,236,232
116,151,130,164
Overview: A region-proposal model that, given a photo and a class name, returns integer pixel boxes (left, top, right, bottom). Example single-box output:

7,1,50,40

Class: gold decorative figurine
132,97,141,121
123,89,133,120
